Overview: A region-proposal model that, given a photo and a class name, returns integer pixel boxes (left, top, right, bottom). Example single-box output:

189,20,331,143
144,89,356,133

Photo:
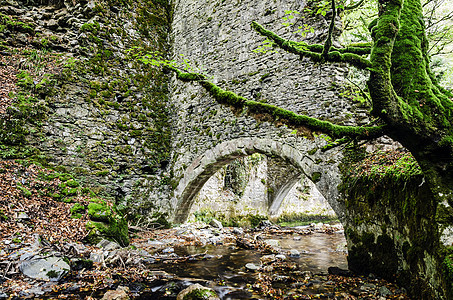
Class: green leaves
252,38,278,54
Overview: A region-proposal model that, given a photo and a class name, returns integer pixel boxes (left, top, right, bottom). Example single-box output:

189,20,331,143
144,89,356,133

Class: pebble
245,263,260,271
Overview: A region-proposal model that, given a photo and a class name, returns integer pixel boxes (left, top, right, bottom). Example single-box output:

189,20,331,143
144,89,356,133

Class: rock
209,218,223,229
289,249,300,257
102,286,130,300
260,254,276,264
97,239,121,251
232,227,244,235
328,266,352,276
70,258,94,271
245,263,260,271
379,286,392,297
258,220,273,228
46,19,58,29
301,270,312,280
176,283,219,300
162,247,174,254
275,254,286,260
264,239,280,247
89,252,104,264
19,256,70,281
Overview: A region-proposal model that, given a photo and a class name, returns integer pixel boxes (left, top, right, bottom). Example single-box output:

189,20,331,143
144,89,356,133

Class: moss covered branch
251,21,372,69
173,68,384,139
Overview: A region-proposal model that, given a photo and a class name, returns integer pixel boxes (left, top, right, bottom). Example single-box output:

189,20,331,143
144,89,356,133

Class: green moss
173,69,384,139
87,200,112,222
66,179,79,188
70,203,86,219
17,183,32,198
311,172,321,183
183,287,217,300
46,270,59,279
85,198,129,246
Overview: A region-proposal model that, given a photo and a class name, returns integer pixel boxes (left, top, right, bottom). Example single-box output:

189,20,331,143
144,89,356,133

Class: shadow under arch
172,138,343,223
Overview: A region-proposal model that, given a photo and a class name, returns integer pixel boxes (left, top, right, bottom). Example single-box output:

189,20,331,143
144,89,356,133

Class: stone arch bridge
168,0,368,223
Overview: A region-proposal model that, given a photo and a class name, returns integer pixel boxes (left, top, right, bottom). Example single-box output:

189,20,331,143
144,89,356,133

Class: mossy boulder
176,284,219,300
85,198,129,246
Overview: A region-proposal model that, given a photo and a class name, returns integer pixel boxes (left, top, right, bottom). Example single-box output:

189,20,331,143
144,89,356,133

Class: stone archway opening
172,138,346,226
270,177,339,227
184,153,339,228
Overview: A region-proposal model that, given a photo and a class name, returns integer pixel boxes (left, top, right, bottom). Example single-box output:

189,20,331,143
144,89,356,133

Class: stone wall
342,175,446,299
0,0,174,218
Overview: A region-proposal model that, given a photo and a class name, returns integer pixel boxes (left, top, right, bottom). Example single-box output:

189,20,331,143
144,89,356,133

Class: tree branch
322,0,336,60
172,68,385,140
251,21,372,69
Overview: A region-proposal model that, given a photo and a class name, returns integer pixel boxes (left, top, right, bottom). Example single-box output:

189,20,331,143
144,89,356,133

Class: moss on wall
340,147,448,299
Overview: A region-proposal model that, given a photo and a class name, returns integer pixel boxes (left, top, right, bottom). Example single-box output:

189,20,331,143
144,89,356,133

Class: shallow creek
144,232,350,299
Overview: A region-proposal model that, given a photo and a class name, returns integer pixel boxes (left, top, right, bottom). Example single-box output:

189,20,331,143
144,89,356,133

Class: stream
140,231,356,299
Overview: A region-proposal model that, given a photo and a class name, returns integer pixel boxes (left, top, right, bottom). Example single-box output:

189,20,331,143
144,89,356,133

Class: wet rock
245,263,260,271
19,256,70,281
102,286,130,300
289,249,300,257
209,218,223,229
176,283,219,300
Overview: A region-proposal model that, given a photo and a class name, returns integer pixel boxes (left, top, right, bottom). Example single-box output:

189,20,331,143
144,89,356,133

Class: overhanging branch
172,68,385,140
251,21,372,69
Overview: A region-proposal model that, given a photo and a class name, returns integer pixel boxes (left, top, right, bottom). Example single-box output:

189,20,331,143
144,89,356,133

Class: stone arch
172,138,344,223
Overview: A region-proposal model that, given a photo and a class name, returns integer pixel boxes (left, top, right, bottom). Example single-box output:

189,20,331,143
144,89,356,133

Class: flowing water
144,232,348,299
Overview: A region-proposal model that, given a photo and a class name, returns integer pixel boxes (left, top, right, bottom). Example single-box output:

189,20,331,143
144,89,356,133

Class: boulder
176,284,219,300
19,256,70,281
